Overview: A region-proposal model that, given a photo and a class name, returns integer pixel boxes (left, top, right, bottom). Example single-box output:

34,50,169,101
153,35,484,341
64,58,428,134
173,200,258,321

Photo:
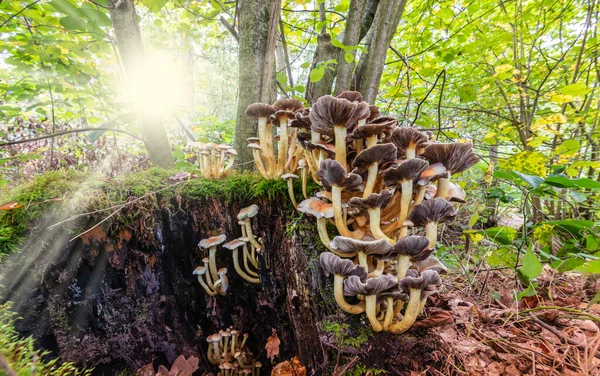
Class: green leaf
485,226,518,245
141,0,167,13
300,62,310,69
558,82,590,96
554,139,580,155
574,260,600,273
458,84,477,102
588,290,600,308
79,7,111,27
544,176,574,188
572,178,600,189
59,16,87,31
586,235,600,251
309,66,325,82
344,52,354,63
513,170,544,189
517,283,536,299
545,219,594,234
50,0,82,17
521,249,543,279
293,85,305,93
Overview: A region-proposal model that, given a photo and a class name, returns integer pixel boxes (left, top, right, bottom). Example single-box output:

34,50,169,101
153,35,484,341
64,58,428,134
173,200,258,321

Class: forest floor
425,268,600,375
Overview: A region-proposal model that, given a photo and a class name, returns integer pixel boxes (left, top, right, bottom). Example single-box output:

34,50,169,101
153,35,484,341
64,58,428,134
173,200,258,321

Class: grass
0,302,91,376
0,167,299,259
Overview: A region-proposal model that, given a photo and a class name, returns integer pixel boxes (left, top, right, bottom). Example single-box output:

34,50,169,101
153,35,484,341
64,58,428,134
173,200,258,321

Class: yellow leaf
470,233,484,243
551,94,574,104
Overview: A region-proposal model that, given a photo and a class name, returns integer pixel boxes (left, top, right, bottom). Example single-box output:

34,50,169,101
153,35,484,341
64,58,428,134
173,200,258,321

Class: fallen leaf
413,310,453,328
265,329,281,361
271,356,306,376
0,201,22,210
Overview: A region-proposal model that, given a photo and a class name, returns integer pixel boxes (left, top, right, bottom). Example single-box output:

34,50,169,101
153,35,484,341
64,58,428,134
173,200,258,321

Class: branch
528,313,600,359
86,0,114,9
171,111,197,142
0,127,143,148
219,16,238,41
410,69,445,126
0,0,42,29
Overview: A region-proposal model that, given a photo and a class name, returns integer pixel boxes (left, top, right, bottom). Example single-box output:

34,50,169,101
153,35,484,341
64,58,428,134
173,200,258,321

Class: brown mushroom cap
309,95,370,136
399,269,442,292
336,91,364,102
390,235,433,261
272,98,304,120
297,197,334,219
420,142,480,174
223,238,247,250
367,105,380,122
351,116,398,139
246,103,276,118
417,162,448,185
238,204,259,220
389,127,430,158
414,256,448,274
348,190,393,210
409,198,457,226
193,266,206,275
330,236,393,256
247,137,260,143
352,143,398,174
248,143,262,150
290,108,312,130
343,274,398,296
199,235,227,249
319,252,367,280
281,173,299,180
317,159,363,192
383,158,429,188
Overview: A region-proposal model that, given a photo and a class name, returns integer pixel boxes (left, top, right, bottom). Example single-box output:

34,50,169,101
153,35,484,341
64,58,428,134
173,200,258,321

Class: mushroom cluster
189,142,237,179
193,205,263,295
287,92,480,333
245,99,306,182
206,328,262,375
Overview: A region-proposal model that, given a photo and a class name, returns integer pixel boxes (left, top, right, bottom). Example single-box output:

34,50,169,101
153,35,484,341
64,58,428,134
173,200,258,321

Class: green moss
0,301,91,375
320,319,372,349
346,365,387,376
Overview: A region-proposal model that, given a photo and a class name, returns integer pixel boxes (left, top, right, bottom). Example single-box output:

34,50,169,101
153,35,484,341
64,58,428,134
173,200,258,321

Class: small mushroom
388,270,442,334
408,198,457,248
237,205,262,251
298,159,309,199
297,197,335,251
281,173,300,208
389,235,432,279
388,127,429,159
348,190,394,243
343,274,399,332
223,238,260,284
352,143,397,197
199,235,227,284
273,99,304,176
320,252,367,314
329,236,392,276
246,103,276,176
216,267,229,296
193,266,216,296
383,159,429,231
248,143,268,178
420,142,479,198
317,159,363,238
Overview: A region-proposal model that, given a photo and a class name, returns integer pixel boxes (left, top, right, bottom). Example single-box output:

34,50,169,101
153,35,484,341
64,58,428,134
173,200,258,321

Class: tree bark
355,0,406,103
334,0,367,95
109,0,174,169
234,0,280,169
305,32,338,104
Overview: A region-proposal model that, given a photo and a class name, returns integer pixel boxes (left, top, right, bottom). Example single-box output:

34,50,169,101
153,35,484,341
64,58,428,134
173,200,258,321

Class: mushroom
420,142,479,198
281,173,300,208
246,103,276,176
413,162,448,207
352,143,397,197
388,270,442,334
215,267,229,296
336,90,363,102
388,127,430,159
199,235,227,285
193,266,216,296
319,252,368,314
317,159,364,238
414,256,448,274
254,361,262,376
208,333,223,364
377,285,409,331
272,99,304,176
223,149,237,174
389,235,432,279
408,198,457,248
383,158,429,231
343,274,398,332
223,238,260,284
351,116,397,149
329,236,392,277
240,333,249,349
202,257,215,289
297,197,335,251
237,205,262,251
348,190,394,243
298,159,309,199
248,143,268,178
310,95,370,170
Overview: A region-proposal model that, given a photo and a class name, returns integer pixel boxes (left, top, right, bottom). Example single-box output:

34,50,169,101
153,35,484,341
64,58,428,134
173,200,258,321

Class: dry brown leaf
265,329,281,361
156,365,170,376
412,310,453,329
0,201,22,210
170,355,199,376
271,356,306,376
136,363,155,376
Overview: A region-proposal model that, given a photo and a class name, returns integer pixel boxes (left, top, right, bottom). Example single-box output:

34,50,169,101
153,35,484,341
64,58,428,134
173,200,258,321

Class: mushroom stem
257,118,272,171
412,185,426,208
406,146,416,160
397,179,413,228
367,258,385,278
358,252,368,271
436,177,450,199
366,134,378,148
231,332,238,355
334,126,348,170
224,336,230,356
316,219,335,252
197,276,217,296
244,219,263,250
365,295,383,332
233,249,260,283
285,128,298,171
286,179,298,208
362,163,378,197
301,167,308,199
425,222,438,249
388,288,421,334
243,247,259,277
251,148,269,178
265,121,276,175
368,208,395,244
393,299,405,318
310,130,321,166
212,342,221,363
209,246,219,283
397,255,410,279
333,275,366,314
383,297,395,331
277,118,289,176
332,186,357,238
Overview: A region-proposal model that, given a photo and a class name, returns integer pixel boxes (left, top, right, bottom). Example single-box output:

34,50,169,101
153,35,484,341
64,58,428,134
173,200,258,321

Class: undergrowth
320,319,372,349
0,302,91,376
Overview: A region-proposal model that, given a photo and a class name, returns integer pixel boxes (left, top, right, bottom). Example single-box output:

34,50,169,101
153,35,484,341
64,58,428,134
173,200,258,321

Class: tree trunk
109,0,174,169
334,0,367,95
305,32,338,104
234,0,280,169
355,0,406,103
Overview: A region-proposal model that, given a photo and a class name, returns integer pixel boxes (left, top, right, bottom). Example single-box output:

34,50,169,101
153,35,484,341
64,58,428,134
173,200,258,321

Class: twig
0,127,143,147
0,0,42,29
528,313,600,359
521,306,600,323
410,70,445,126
